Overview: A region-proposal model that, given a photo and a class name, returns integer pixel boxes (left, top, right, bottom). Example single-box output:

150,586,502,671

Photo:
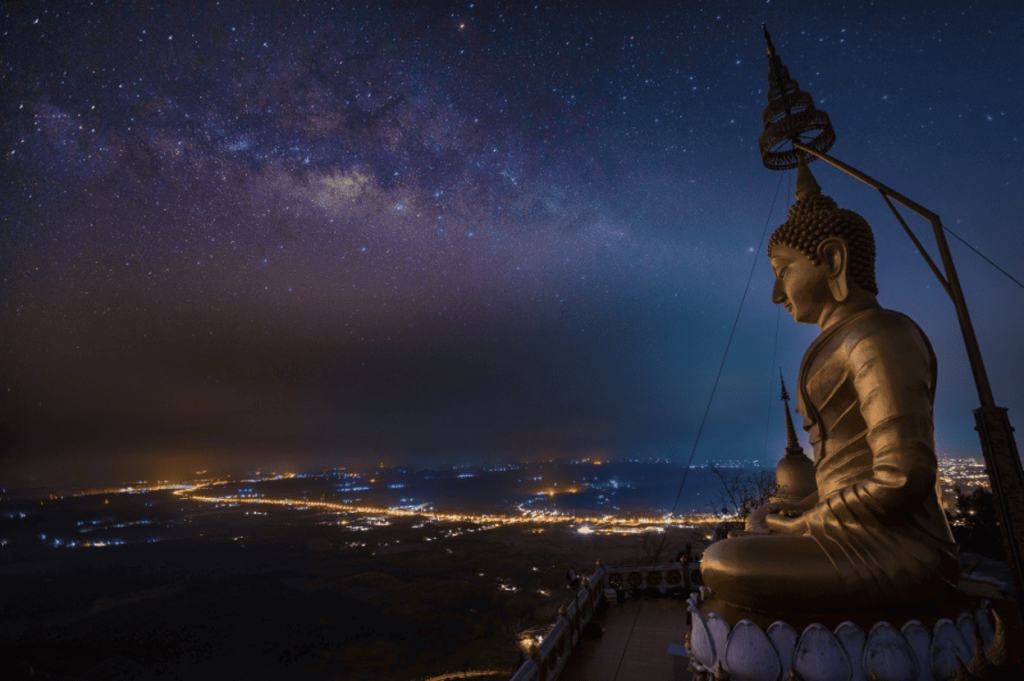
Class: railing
422,671,512,681
509,562,691,681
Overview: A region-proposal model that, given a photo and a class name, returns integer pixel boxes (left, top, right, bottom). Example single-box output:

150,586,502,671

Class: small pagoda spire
771,371,817,504
780,371,804,457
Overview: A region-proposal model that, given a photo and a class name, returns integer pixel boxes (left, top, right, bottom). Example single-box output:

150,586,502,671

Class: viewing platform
507,557,1021,681
510,563,696,681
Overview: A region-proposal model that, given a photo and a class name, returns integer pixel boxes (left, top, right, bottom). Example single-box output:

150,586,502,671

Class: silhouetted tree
707,464,777,520
638,531,667,564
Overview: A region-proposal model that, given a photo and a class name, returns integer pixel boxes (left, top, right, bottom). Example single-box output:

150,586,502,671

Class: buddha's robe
702,308,960,611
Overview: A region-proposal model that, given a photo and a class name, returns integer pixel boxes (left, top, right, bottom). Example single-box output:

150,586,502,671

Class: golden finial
795,156,822,201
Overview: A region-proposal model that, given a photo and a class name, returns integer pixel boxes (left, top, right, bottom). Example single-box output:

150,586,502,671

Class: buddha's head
767,161,878,326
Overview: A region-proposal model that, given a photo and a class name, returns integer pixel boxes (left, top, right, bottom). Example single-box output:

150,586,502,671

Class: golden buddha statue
700,162,960,613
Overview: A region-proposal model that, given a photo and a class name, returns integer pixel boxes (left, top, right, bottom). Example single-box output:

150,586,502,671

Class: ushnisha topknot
767,159,879,296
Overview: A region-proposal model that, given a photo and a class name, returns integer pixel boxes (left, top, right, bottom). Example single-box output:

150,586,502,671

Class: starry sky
2,1,1022,485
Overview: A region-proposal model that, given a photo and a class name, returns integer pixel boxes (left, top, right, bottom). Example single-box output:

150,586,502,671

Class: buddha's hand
767,502,805,518
765,505,808,535
727,529,760,538
742,502,772,534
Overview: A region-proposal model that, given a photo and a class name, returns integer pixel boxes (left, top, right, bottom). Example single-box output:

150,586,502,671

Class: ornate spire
771,371,816,504
758,25,836,171
780,371,804,457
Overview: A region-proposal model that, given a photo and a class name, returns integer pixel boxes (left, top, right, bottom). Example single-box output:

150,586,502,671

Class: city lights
16,457,986,552
163,474,721,536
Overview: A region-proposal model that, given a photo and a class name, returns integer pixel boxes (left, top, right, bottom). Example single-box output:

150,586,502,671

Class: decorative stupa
770,372,815,506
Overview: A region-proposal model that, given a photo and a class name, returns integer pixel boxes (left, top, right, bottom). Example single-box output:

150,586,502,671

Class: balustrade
510,563,692,681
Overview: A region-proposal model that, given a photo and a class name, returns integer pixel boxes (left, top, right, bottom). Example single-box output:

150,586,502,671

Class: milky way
2,1,1022,481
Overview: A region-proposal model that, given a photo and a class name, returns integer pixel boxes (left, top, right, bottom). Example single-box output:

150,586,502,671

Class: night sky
2,1,1022,485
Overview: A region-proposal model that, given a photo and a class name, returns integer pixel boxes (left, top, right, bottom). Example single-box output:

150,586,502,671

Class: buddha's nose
772,278,786,304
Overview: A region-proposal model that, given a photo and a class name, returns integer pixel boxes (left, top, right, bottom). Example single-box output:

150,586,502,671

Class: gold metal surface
701,165,960,613
769,373,816,506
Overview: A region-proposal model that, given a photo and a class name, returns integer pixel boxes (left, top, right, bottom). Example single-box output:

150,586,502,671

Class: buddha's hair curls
767,192,878,296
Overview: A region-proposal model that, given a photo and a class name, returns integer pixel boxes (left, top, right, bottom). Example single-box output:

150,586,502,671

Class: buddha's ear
818,237,849,302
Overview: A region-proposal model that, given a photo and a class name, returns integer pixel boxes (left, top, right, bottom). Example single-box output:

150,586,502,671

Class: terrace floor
557,595,692,681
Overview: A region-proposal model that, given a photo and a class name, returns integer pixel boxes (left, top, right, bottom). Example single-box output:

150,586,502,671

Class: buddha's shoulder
839,307,921,335
809,308,928,358
803,309,935,386
834,308,931,357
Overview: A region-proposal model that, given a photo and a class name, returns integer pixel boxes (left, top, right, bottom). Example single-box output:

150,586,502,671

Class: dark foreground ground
1,491,703,680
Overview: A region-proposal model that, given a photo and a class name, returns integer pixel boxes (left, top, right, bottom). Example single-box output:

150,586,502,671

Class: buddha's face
769,242,832,325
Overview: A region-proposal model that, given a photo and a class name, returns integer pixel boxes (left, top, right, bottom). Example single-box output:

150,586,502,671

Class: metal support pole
794,140,1024,609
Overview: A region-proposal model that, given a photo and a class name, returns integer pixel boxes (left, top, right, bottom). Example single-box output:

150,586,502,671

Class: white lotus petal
931,618,971,680
863,621,917,681
899,620,933,681
767,621,799,681
956,612,977,651
834,622,866,681
974,605,994,650
794,623,851,681
724,619,781,681
706,612,732,671
690,612,715,669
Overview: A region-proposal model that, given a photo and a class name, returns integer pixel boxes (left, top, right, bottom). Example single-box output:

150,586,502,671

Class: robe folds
700,307,960,612
795,307,959,605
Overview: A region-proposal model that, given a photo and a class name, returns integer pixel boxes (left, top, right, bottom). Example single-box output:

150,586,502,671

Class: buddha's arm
790,490,818,511
744,490,818,534
762,491,819,534
766,490,818,518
